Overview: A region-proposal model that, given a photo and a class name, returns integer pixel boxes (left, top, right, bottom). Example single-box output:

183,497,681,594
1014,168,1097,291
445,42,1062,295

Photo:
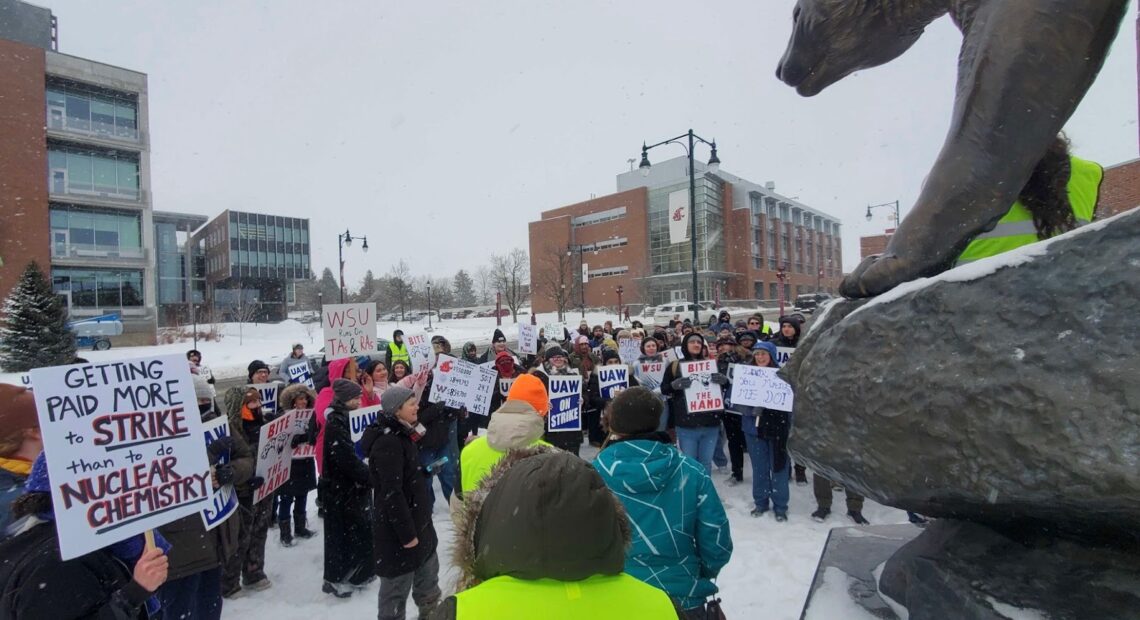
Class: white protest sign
598,366,629,400
286,363,314,389
547,375,582,432
429,355,497,416
775,347,796,368
680,359,723,414
29,355,211,560
322,303,377,361
349,405,382,443
728,365,794,412
544,322,567,343
253,411,296,504
18,373,32,390
498,377,516,399
636,360,666,390
200,416,238,531
518,323,538,355
618,338,640,365
404,333,433,374
289,409,316,459
248,383,279,418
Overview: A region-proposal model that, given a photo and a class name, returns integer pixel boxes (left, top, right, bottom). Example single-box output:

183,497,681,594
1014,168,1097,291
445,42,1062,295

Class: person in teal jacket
593,387,733,615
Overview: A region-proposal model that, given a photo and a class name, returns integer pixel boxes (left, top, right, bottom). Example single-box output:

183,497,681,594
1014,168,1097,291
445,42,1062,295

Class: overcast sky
45,0,1139,286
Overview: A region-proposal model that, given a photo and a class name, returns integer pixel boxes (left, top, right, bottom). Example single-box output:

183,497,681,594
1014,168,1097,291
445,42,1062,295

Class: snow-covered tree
453,270,477,307
0,262,76,372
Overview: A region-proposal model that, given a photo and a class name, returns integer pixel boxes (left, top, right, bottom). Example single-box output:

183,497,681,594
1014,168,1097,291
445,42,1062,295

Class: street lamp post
336,228,369,303
638,129,720,324
776,263,789,317
427,282,432,331
616,285,624,325
865,200,901,229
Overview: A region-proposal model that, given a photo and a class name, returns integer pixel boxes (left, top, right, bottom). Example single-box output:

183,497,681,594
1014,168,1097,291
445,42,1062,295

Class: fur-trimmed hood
453,446,631,591
278,382,317,411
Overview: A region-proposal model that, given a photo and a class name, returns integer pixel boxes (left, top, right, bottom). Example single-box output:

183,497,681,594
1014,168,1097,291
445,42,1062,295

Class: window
50,204,142,256
586,265,629,279
572,207,627,228
47,83,138,140
52,267,144,308
48,147,140,198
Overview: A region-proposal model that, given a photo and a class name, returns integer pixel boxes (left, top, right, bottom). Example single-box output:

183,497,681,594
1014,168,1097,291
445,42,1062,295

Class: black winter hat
737,331,759,345
546,346,568,360
609,387,664,435
247,360,269,382
601,349,621,364
492,329,506,343
332,378,362,404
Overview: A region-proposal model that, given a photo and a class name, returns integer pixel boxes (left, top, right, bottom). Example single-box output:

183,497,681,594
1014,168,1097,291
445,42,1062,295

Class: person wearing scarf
0,453,172,618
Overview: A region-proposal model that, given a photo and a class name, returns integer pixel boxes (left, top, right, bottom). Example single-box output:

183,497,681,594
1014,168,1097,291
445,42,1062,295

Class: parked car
794,293,835,314
651,302,717,326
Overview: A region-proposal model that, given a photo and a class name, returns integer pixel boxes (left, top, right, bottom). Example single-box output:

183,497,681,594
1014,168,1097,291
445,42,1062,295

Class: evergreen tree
318,267,341,305
0,262,76,372
453,269,477,307
356,270,378,302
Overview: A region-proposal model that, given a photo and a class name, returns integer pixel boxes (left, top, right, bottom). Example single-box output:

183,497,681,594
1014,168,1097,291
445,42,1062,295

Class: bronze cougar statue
777,0,1129,298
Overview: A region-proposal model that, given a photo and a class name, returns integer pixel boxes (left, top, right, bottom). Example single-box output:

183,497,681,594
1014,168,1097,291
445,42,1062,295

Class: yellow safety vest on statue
957,156,1103,264
454,574,678,619
459,436,550,494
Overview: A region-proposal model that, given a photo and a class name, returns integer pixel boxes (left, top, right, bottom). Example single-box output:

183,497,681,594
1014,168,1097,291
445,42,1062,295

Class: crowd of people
0,308,880,619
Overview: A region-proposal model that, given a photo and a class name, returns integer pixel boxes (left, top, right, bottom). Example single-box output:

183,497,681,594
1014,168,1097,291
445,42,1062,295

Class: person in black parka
321,379,375,598
361,385,441,620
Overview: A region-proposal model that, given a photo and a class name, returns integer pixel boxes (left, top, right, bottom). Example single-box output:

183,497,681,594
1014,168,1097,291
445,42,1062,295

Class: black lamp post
337,229,369,303
866,200,901,228
638,129,720,324
616,285,624,324
426,282,432,330
776,263,789,317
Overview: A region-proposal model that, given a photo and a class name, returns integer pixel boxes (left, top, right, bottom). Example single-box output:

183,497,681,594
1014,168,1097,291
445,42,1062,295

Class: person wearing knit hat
0,384,42,533
477,328,512,365
247,360,270,384
594,387,733,614
738,339,795,522
455,374,551,499
319,377,373,598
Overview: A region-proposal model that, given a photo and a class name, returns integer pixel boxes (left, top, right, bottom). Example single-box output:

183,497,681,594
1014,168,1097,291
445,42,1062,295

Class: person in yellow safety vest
455,373,551,499
386,330,410,369
957,135,1103,264
437,447,684,619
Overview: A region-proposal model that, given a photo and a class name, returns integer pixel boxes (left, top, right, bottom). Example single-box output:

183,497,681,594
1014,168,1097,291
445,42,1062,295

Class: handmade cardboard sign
680,359,723,413
518,323,538,355
637,361,666,390
289,409,316,459
618,338,640,365
253,411,297,504
29,355,211,560
322,303,377,361
405,333,433,374
729,365,794,412
428,355,496,416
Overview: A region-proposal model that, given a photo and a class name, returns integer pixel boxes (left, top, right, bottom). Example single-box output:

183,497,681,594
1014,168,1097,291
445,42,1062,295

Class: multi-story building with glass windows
0,0,160,344
528,155,843,314
192,210,312,322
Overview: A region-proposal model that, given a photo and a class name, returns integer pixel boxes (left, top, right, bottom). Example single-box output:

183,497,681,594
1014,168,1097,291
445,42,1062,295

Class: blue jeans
676,426,720,473
712,425,728,468
745,432,790,513
277,490,308,522
159,566,222,620
419,421,458,508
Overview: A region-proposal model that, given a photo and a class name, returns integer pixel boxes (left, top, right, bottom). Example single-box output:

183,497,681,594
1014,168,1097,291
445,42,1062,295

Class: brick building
528,156,844,315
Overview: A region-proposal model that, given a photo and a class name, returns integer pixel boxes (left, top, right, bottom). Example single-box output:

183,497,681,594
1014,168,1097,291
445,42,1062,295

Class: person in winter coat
321,379,375,598
769,316,801,348
710,310,733,335
0,385,40,537
390,359,412,383
439,447,681,620
158,375,254,619
460,342,480,364
221,385,273,598
594,349,638,445
455,374,551,499
278,343,312,386
660,333,729,473
0,454,171,619
276,383,319,547
361,385,442,620
536,347,591,455
745,314,772,340
313,357,358,475
593,387,733,616
388,330,411,368
715,336,747,486
416,337,461,509
358,359,386,408
631,337,669,432
488,350,527,419
188,348,216,384
738,342,791,520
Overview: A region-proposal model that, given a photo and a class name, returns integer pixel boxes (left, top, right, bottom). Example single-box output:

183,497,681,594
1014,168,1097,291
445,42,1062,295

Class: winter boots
279,520,294,547
294,515,317,539
323,582,354,599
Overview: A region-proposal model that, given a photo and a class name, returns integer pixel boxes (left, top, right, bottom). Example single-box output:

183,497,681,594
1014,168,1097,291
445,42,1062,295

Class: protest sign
248,383,279,417
253,411,297,504
498,377,516,399
286,363,314,389
680,359,723,414
349,405,382,443
428,355,497,416
200,416,238,530
544,322,567,344
547,375,582,432
18,373,32,390
405,333,433,374
289,409,316,459
637,360,666,390
618,338,640,364
518,323,538,355
598,366,629,400
728,365,794,412
29,355,211,560
775,347,796,367
322,303,377,361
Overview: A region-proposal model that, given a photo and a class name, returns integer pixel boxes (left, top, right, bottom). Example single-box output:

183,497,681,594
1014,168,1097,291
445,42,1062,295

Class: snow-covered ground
222,442,909,619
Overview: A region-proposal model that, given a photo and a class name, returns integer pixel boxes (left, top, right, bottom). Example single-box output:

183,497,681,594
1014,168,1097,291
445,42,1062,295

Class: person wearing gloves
320,379,375,598
276,383,319,547
361,385,441,620
739,342,792,521
660,333,730,473
0,454,171,619
221,383,273,598
535,347,591,455
159,374,254,618
594,387,733,617
438,447,681,619
715,336,747,487
0,384,40,537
